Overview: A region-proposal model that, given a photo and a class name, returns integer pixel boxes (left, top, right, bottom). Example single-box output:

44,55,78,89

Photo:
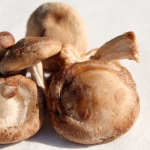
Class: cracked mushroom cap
47,60,140,144
26,2,88,71
0,74,45,144
0,37,62,75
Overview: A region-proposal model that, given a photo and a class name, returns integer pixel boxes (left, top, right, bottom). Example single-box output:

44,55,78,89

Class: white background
0,0,150,150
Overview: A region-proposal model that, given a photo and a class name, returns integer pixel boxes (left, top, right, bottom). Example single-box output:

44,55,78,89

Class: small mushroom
93,31,139,62
46,31,140,144
0,31,15,61
59,32,139,65
26,2,88,71
0,37,62,95
0,74,45,144
81,31,139,66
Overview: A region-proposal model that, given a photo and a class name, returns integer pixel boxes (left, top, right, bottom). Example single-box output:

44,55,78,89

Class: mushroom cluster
0,2,140,145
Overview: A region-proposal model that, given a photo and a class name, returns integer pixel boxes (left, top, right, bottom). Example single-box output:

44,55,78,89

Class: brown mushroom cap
0,31,15,61
47,60,140,144
26,2,88,71
0,75,45,144
0,31,15,50
0,37,62,75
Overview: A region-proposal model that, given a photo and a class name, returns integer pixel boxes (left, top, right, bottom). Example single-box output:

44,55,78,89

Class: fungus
0,31,15,61
26,2,88,71
0,75,45,144
46,31,140,144
0,37,62,95
94,31,139,62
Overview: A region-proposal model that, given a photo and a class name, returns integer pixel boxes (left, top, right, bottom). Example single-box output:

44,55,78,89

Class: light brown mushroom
0,31,15,61
94,31,139,62
26,2,88,71
46,31,140,144
58,32,139,65
0,74,45,144
0,37,62,95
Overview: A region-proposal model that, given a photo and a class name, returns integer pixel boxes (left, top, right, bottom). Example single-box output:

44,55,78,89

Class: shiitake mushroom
46,31,140,144
26,2,88,72
0,75,45,144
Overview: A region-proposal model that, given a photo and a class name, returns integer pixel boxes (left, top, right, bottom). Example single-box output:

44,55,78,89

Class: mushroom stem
60,43,83,65
93,31,140,62
29,61,47,96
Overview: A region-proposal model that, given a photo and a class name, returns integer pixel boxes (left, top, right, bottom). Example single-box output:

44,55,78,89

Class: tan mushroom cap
47,60,140,144
26,2,88,71
0,75,45,144
0,37,62,75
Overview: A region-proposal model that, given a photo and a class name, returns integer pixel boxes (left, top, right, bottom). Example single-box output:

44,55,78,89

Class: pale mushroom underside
0,75,45,144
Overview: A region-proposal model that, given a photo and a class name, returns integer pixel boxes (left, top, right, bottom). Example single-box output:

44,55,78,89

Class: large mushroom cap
26,2,88,71
47,60,140,144
0,37,62,75
0,75,45,144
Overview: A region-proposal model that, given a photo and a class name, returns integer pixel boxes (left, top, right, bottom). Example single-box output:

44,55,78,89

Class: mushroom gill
0,75,45,144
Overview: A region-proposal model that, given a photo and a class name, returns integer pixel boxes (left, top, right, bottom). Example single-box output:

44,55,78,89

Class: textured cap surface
0,37,62,75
